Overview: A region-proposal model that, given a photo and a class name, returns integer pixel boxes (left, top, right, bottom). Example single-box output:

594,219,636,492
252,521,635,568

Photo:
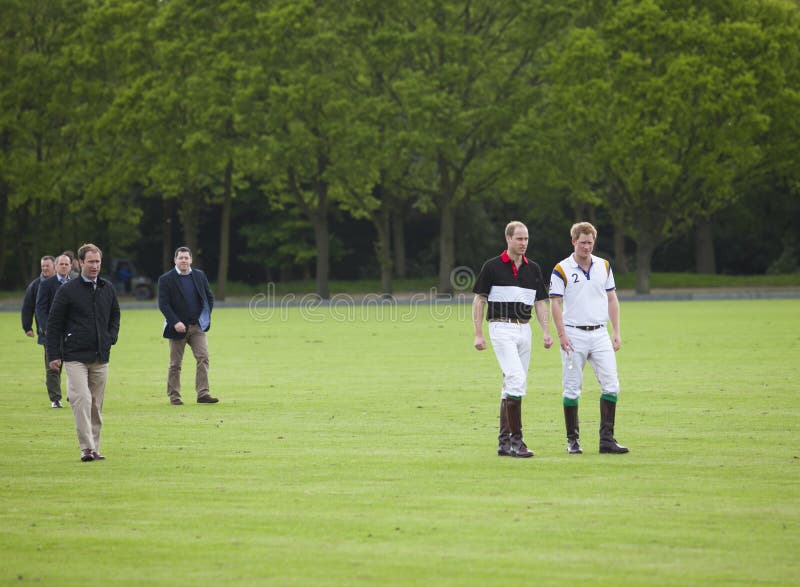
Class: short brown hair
174,246,192,259
505,221,527,238
570,222,597,241
77,243,102,260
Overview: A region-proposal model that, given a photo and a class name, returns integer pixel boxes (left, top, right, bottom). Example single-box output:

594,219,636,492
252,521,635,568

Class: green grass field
1,300,798,586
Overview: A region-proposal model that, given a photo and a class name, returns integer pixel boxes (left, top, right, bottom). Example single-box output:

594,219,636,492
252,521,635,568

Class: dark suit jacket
21,275,45,344
158,268,214,339
35,275,69,340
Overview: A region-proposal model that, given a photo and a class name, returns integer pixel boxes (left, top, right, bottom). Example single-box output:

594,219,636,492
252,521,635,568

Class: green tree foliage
375,1,578,292
2,0,798,291
531,0,798,292
240,0,362,299
0,0,158,284
0,0,93,279
93,0,263,298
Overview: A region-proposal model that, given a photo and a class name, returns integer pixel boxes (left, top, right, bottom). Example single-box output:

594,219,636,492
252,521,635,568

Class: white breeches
561,326,619,401
489,321,532,399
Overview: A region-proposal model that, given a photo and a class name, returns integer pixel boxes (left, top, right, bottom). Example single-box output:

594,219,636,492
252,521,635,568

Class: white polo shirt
549,254,615,326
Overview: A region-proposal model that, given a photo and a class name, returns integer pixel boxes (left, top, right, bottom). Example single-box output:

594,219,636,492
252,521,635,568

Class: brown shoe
197,395,219,404
81,449,94,462
170,398,184,405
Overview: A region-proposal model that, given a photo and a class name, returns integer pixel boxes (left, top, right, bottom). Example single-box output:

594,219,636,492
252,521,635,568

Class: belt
567,324,603,331
489,318,529,324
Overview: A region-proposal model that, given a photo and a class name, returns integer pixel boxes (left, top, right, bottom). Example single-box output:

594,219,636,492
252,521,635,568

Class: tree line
2,0,798,296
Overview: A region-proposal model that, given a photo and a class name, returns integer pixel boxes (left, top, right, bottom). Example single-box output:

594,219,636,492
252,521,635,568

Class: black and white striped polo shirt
473,251,548,321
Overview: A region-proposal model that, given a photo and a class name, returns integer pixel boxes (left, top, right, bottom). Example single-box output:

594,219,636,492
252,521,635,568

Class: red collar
501,250,527,277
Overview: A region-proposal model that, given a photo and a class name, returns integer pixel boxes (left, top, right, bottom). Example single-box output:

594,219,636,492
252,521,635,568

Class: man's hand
48,359,62,371
474,335,487,351
25,330,34,337
175,321,187,333
612,333,621,351
558,332,574,353
543,334,553,349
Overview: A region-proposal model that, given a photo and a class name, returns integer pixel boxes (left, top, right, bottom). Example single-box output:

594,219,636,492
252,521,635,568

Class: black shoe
197,395,219,404
567,438,583,454
51,400,63,408
81,449,94,462
170,398,184,405
510,444,534,458
91,451,106,460
599,440,629,454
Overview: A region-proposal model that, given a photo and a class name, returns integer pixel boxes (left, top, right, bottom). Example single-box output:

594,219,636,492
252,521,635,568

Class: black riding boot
498,398,511,456
564,404,582,454
599,397,629,454
506,397,533,458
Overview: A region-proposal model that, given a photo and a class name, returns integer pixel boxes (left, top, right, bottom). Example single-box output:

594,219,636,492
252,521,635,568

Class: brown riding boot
506,397,533,458
599,397,629,454
564,404,582,454
497,398,511,456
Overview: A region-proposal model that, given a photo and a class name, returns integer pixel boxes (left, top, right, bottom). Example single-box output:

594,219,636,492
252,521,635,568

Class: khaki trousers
64,360,108,452
167,325,210,401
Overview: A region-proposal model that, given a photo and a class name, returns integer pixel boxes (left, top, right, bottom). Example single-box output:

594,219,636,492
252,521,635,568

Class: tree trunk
0,129,7,283
16,206,35,285
178,194,201,266
571,200,583,222
587,203,597,227
313,175,330,299
634,241,655,295
391,207,406,279
162,198,174,272
287,161,330,299
612,221,629,273
215,160,233,301
436,150,457,294
375,201,393,295
313,215,330,299
694,217,716,274
437,197,456,294
0,183,8,285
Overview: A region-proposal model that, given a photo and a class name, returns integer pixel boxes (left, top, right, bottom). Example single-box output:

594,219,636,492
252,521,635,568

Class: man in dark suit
35,254,73,407
158,246,219,405
21,255,57,407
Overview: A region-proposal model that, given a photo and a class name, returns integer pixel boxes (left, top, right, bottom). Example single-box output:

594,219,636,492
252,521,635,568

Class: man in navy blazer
35,254,73,407
158,246,219,405
21,256,56,406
